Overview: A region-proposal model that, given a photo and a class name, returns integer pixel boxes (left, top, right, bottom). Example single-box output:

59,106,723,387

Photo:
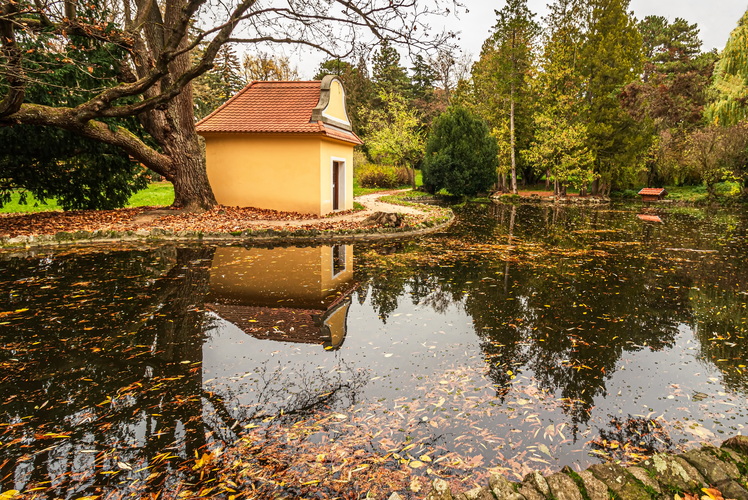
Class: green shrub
422,106,498,197
356,164,400,188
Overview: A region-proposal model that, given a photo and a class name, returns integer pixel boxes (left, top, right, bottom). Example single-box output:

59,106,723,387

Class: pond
1,202,747,498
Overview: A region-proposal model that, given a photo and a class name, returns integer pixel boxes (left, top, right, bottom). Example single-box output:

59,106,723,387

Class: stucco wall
204,133,323,215
204,133,354,215
322,80,350,125
320,139,355,213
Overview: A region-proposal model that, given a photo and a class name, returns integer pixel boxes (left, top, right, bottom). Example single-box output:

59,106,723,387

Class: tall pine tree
527,0,593,195
581,0,646,195
372,41,411,97
467,0,540,193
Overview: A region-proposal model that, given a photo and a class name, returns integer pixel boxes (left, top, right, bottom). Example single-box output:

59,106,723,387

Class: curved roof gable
195,77,362,145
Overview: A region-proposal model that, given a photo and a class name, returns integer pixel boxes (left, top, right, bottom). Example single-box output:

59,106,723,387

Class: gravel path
353,190,426,216
228,189,428,228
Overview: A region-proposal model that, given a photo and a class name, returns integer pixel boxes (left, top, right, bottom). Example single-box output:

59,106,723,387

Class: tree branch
0,103,175,176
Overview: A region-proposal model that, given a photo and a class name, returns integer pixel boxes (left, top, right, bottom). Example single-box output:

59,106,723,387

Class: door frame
330,157,346,212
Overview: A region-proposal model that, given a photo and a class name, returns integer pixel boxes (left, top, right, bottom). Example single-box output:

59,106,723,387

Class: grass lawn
0,182,175,214
4,171,432,214
0,193,61,213
126,182,175,207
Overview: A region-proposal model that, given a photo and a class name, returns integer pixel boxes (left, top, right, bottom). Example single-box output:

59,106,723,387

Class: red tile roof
196,80,362,145
638,188,668,196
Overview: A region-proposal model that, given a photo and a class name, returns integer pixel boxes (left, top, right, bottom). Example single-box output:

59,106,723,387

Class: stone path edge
0,209,454,250
410,436,748,500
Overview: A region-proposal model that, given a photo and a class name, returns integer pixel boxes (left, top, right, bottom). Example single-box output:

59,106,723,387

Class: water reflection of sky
1,203,747,496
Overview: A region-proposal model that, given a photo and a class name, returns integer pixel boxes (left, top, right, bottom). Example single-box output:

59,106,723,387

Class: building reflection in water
206,244,355,350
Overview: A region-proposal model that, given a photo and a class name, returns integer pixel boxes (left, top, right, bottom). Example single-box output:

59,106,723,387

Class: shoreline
0,191,454,250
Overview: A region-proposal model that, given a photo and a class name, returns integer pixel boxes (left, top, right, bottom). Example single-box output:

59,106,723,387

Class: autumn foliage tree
683,124,748,198
363,91,425,187
621,16,716,186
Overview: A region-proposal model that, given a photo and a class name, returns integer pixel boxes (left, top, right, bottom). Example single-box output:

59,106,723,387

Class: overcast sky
454,1,748,59
293,0,748,79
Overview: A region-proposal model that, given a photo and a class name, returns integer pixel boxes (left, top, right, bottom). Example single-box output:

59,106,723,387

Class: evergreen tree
622,16,714,185
530,0,590,194
581,0,647,194
639,16,702,80
467,0,540,193
706,9,748,126
422,106,499,197
371,41,411,97
193,45,244,120
0,0,148,210
410,55,437,101
523,112,595,195
407,55,447,133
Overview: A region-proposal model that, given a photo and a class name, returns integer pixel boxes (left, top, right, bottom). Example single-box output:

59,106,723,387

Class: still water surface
1,202,747,498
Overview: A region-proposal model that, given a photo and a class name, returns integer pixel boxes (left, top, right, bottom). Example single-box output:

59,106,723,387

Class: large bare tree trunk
130,0,217,211
168,134,217,210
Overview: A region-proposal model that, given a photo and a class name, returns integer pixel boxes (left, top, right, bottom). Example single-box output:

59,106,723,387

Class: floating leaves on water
1,203,748,498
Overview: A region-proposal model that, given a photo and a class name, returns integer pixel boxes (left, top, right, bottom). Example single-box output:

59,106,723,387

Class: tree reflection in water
0,245,366,497
0,202,747,497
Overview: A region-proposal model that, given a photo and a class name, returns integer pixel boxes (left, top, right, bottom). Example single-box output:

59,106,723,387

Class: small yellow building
196,76,362,215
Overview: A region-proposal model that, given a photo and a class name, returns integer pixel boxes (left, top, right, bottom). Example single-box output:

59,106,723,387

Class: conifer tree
528,0,591,195
422,106,498,197
581,0,646,195
193,45,244,120
372,41,411,97
410,55,437,101
469,0,539,193
622,16,714,186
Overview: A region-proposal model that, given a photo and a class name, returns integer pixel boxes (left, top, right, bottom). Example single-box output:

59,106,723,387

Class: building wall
204,133,323,215
319,139,355,213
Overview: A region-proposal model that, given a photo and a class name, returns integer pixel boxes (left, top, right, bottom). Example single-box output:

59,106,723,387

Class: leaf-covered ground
0,200,446,240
